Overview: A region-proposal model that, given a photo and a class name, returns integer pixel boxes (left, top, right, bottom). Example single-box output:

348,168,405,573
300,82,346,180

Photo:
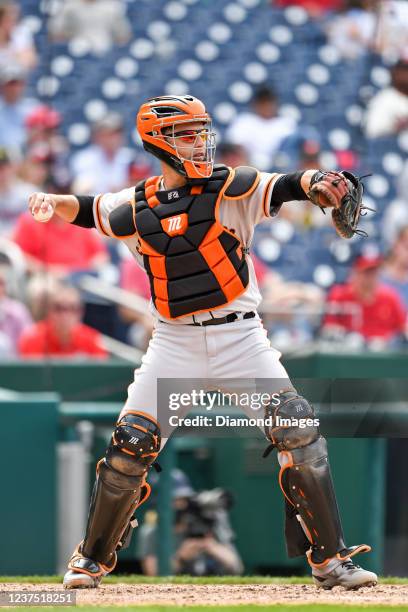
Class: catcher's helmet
137,95,216,180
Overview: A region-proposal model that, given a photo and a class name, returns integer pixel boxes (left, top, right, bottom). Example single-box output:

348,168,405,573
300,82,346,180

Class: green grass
0,575,407,585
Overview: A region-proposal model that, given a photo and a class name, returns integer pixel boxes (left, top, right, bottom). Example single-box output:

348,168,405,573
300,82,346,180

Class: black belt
189,311,256,327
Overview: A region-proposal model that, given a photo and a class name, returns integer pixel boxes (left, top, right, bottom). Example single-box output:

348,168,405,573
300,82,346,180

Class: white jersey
93,171,281,324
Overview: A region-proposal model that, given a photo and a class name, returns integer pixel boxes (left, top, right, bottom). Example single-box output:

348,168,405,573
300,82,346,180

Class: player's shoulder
223,165,261,200
377,283,403,303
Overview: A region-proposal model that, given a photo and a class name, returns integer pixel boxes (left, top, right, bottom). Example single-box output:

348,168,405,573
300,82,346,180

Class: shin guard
76,411,161,568
264,391,347,562
278,437,346,561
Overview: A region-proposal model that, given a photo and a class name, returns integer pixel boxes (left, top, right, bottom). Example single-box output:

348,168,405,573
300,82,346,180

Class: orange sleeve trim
262,175,279,218
95,194,110,236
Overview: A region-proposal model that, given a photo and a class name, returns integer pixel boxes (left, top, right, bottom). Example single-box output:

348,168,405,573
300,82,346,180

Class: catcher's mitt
307,170,371,239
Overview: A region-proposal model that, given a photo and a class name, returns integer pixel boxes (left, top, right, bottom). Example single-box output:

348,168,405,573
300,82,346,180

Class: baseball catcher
29,95,377,590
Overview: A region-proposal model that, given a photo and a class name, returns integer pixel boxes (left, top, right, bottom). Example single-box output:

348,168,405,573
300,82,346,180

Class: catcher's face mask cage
137,95,216,180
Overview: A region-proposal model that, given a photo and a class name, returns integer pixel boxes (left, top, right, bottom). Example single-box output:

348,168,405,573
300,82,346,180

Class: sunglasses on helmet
166,128,210,143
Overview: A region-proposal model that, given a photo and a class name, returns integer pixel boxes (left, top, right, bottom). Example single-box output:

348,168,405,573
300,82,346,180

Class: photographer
137,470,243,576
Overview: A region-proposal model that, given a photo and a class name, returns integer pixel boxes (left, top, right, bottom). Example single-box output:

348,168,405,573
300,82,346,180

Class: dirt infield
1,582,408,606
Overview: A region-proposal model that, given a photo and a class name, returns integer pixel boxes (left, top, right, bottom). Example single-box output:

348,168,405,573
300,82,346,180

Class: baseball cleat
63,568,102,589
311,557,377,590
63,542,116,589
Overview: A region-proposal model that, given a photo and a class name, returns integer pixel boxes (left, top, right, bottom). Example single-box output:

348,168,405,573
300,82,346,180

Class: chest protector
133,165,251,319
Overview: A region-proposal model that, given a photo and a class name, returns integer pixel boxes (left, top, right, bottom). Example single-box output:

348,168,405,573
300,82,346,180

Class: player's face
164,120,215,164
49,293,82,330
354,267,380,293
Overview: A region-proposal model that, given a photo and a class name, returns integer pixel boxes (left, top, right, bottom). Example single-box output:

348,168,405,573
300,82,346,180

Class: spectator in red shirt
274,0,344,17
19,284,107,359
322,254,406,346
13,210,108,277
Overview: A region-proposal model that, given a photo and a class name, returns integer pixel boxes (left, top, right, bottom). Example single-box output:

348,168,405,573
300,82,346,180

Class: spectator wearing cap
382,226,408,309
18,145,50,191
48,0,131,56
71,113,134,194
0,1,37,70
0,147,34,236
364,59,408,138
12,207,108,277
0,63,37,154
24,105,70,192
0,264,32,357
225,86,297,171
322,254,406,347
125,153,155,188
18,283,108,359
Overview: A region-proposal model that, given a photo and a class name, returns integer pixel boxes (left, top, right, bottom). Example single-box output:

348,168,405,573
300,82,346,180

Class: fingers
28,192,56,220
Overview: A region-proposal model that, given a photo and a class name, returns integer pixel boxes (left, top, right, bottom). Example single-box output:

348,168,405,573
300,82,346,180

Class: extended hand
28,192,56,223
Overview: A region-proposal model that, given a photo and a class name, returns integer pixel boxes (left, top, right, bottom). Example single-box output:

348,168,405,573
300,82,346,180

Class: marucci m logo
161,212,188,236
129,436,140,444
167,215,182,231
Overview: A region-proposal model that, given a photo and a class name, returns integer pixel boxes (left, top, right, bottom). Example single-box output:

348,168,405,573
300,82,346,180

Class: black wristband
72,195,96,228
270,171,307,206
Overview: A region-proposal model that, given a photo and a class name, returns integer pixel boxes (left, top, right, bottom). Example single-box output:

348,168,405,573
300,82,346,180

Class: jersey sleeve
238,171,283,226
93,187,136,238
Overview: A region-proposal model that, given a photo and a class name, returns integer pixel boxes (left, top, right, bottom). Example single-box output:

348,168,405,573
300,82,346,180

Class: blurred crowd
0,0,407,359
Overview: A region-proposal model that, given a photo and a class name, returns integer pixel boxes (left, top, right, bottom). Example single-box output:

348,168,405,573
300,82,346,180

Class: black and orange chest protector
134,165,250,319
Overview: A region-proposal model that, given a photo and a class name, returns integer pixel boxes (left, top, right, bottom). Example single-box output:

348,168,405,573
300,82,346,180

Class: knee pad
265,390,320,451
107,411,161,476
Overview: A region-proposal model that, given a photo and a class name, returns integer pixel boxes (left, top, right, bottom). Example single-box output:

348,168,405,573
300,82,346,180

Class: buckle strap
190,311,256,327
